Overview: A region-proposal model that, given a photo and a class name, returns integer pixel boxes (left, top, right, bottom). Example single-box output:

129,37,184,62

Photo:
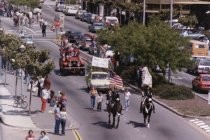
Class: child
96,92,103,111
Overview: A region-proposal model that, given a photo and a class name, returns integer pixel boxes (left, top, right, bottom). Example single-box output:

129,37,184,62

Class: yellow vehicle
190,40,208,58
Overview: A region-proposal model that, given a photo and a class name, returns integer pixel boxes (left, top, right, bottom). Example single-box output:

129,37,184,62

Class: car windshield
92,74,108,79
94,23,103,26
199,60,210,66
202,76,210,81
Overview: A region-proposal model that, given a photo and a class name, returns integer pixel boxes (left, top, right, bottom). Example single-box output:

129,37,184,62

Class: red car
192,74,210,91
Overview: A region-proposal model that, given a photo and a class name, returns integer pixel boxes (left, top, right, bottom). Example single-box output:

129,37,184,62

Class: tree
9,0,40,8
97,18,192,75
178,15,198,28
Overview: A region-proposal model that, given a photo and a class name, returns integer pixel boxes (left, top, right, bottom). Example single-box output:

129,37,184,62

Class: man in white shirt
124,89,131,111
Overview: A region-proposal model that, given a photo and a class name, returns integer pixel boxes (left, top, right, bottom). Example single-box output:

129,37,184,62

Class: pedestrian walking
54,102,61,135
41,87,50,112
89,87,97,109
60,107,68,136
124,89,131,111
25,130,35,140
39,130,49,140
49,90,57,107
96,92,103,111
41,22,47,38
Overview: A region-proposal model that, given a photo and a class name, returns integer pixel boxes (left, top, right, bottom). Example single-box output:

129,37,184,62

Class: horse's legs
108,113,111,124
147,113,151,128
112,114,115,127
143,114,147,126
116,116,120,128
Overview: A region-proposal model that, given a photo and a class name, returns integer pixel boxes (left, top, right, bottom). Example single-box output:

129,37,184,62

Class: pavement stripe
189,119,199,122
196,122,205,126
199,125,209,129
193,121,203,124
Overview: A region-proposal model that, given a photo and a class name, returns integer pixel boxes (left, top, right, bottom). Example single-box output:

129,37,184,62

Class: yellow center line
72,129,82,140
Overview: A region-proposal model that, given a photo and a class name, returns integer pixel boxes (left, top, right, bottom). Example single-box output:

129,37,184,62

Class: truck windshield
92,74,107,79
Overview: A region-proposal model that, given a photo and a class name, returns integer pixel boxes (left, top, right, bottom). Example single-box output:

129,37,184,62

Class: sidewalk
0,72,78,140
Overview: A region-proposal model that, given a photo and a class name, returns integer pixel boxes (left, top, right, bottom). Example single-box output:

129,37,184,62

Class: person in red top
25,130,35,140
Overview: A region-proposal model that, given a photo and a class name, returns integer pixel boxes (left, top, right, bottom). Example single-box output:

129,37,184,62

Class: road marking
190,119,210,135
73,129,82,140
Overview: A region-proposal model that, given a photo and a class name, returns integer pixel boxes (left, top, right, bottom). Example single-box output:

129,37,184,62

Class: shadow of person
92,121,113,129
127,120,145,128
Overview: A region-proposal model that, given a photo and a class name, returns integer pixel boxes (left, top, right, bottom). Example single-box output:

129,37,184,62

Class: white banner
92,56,109,68
142,66,152,88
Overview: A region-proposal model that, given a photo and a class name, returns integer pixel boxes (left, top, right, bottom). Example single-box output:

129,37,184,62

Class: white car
64,5,79,16
86,71,110,91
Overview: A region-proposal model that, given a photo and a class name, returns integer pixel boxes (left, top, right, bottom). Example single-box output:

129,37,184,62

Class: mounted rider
140,85,155,113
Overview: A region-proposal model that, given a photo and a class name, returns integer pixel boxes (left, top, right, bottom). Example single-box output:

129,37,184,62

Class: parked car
22,34,34,46
192,74,210,92
88,22,104,32
188,59,210,75
79,34,94,51
81,12,90,22
75,10,86,19
86,14,98,24
180,30,204,39
88,41,98,56
104,16,119,27
55,4,65,12
63,5,79,16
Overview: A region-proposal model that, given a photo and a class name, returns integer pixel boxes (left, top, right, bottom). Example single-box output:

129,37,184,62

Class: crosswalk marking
190,119,210,135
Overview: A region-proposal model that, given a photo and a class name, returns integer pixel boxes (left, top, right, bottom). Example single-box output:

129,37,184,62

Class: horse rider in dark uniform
140,85,155,113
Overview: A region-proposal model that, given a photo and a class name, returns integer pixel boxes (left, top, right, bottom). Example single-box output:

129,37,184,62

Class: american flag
110,71,123,89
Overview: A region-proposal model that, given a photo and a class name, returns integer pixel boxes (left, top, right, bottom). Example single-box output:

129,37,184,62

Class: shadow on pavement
127,120,145,128
92,121,113,129
0,95,11,99
3,109,41,116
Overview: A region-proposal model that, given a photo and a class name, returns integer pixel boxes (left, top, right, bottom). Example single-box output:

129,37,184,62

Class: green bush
154,84,194,100
151,73,168,87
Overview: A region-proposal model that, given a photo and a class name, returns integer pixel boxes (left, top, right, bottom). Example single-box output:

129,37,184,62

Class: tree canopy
0,33,55,78
97,18,192,73
9,0,40,8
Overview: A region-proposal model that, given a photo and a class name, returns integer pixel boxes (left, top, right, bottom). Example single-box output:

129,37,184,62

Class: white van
104,16,119,27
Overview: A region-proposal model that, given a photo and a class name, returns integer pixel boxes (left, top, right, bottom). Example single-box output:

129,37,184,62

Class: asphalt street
0,1,209,139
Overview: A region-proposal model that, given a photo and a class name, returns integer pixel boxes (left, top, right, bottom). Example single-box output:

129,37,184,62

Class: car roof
92,71,108,74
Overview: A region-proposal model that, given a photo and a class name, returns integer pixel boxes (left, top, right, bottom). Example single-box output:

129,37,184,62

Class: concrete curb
125,82,210,119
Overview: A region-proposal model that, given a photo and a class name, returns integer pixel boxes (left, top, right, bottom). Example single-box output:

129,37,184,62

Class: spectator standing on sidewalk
41,87,50,113
124,89,131,111
38,75,45,97
54,102,61,135
96,92,103,111
39,130,50,140
60,107,68,136
59,91,67,109
25,130,35,140
89,87,97,110
41,22,47,38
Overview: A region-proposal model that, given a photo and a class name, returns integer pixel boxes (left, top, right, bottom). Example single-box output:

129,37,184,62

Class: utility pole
143,0,146,25
170,0,173,27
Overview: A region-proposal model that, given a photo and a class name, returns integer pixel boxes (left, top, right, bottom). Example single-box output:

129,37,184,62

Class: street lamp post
143,0,146,25
170,0,174,27
19,45,26,96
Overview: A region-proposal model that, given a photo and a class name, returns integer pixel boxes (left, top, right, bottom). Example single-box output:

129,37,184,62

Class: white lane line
193,121,203,124
200,125,209,129
189,119,199,122
196,122,205,126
